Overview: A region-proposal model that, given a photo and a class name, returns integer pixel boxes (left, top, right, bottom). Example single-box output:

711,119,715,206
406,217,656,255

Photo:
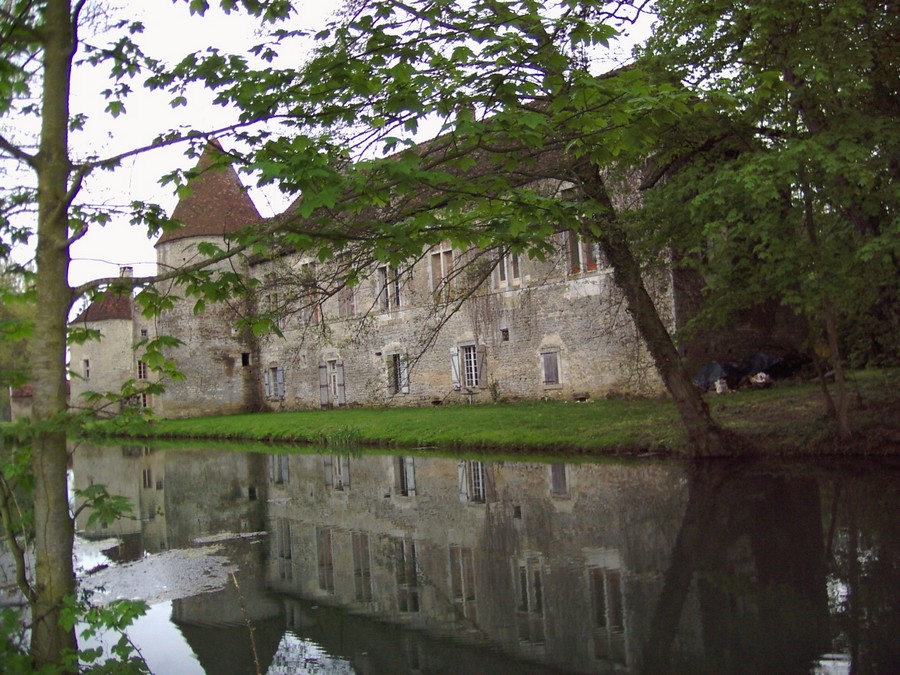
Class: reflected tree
644,463,830,673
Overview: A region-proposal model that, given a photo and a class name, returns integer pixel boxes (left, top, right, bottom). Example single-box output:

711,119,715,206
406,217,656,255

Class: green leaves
74,484,134,529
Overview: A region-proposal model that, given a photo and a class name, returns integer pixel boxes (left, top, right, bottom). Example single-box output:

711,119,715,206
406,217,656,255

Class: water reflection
72,444,900,674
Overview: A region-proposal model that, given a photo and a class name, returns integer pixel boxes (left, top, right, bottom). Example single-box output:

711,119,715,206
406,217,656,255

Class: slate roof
156,140,262,246
70,293,133,323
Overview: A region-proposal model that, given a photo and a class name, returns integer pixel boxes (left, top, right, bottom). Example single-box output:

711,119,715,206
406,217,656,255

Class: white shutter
276,367,285,399
458,461,468,502
475,346,486,387
264,369,271,398
318,363,329,407
323,456,333,487
450,346,460,390
336,361,346,406
400,355,410,394
405,456,416,496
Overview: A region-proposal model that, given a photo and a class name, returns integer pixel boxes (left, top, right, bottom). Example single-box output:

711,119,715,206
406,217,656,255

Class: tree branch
0,134,37,167
0,473,37,603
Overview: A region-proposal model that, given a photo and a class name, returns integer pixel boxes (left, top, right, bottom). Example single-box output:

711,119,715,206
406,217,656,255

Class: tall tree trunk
30,0,77,668
801,176,852,439
573,161,728,456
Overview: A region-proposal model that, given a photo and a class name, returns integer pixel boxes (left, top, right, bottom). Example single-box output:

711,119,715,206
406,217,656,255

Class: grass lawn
98,369,899,456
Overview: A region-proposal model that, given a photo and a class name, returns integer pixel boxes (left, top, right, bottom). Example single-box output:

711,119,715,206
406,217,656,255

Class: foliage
638,0,899,362
3,0,892,665
0,268,35,421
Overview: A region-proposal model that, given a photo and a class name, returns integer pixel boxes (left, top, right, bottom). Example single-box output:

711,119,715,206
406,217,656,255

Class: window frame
496,251,522,289
540,350,561,387
264,365,286,400
376,264,402,312
388,353,410,395
337,283,356,318
430,243,454,301
567,231,599,275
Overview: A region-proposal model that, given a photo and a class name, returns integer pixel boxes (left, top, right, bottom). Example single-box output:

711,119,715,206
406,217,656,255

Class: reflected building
264,453,690,672
73,443,169,557
73,445,868,673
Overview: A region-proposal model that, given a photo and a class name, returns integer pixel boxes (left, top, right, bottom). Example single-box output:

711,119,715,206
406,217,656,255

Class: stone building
66,140,796,418
69,283,138,414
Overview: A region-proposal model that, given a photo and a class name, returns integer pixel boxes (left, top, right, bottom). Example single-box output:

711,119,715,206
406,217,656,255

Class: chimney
119,266,133,278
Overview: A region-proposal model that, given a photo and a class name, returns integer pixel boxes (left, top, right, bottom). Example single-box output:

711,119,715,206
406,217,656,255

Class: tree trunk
801,177,852,439
573,161,728,456
30,0,78,668
821,297,852,438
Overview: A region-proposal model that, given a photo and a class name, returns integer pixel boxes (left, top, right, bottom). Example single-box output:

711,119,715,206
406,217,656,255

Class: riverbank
99,370,899,456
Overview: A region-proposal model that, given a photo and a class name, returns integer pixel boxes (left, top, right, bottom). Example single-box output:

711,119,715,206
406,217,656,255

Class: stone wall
154,236,261,418
69,317,135,413
253,231,667,412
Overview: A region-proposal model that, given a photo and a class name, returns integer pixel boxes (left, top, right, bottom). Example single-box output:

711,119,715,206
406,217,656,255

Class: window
324,455,350,491
264,366,285,400
316,527,335,593
137,361,148,380
568,231,598,274
142,468,152,489
459,460,489,503
319,360,346,408
337,284,356,318
590,565,626,663
389,353,410,395
275,517,293,581
500,328,510,342
541,351,560,386
516,556,546,644
377,264,402,311
140,328,148,338
83,359,90,380
295,262,320,326
396,456,416,496
269,455,290,484
266,288,282,329
451,345,484,390
549,463,568,495
449,545,477,620
462,345,480,387
496,251,522,289
430,244,454,301
140,392,150,408
241,352,250,367
395,537,420,612
352,532,373,602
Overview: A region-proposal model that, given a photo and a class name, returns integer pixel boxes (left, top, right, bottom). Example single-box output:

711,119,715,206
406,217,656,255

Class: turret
153,140,263,417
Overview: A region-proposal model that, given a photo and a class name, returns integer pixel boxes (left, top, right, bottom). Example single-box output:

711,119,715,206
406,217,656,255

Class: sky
62,0,338,289
6,0,653,294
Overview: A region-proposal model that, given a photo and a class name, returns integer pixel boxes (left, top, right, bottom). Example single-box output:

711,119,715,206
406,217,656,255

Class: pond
67,443,899,674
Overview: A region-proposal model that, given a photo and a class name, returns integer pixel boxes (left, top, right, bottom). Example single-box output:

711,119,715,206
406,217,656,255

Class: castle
63,141,794,419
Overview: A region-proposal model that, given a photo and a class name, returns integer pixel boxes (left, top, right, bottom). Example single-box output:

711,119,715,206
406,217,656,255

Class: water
68,444,899,674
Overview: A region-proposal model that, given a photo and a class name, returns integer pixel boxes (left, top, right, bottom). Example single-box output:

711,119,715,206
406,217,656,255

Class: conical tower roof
70,293,133,324
156,140,262,246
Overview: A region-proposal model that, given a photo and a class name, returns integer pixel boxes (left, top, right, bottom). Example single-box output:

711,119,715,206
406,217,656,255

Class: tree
1,0,736,665
0,1,299,667
638,0,899,438
198,0,728,452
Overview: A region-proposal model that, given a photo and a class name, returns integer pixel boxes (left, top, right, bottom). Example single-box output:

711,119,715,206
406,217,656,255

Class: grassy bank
104,370,899,456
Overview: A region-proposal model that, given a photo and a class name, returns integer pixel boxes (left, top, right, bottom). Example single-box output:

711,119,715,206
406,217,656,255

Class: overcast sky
61,0,337,289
